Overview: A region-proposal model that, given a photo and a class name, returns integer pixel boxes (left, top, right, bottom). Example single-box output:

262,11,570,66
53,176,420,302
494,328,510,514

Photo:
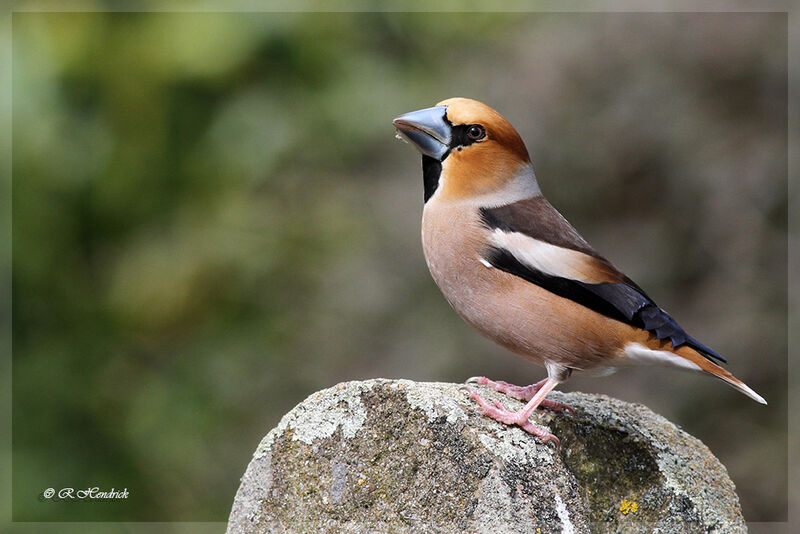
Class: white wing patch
623,342,702,372
479,258,493,268
487,229,607,283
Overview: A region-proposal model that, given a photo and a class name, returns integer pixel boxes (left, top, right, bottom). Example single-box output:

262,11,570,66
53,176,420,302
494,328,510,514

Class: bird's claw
462,387,561,447
542,399,576,415
465,376,576,415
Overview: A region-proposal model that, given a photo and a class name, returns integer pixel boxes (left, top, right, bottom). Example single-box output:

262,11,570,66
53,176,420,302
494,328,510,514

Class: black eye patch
450,124,486,149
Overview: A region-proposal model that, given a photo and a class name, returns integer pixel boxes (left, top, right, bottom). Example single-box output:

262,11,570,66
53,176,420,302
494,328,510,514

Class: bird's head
393,98,537,204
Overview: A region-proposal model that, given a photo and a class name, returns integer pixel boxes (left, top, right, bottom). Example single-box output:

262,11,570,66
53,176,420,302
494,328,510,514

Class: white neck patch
475,163,541,207
432,162,541,207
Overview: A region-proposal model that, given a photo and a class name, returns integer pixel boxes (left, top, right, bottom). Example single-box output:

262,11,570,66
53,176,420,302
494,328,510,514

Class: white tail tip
736,382,767,405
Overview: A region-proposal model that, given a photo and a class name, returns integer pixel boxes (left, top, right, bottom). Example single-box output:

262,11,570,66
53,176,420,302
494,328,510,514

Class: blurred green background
11,11,787,524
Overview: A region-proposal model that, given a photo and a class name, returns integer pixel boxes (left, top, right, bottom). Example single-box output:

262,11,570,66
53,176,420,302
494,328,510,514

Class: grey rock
227,379,746,533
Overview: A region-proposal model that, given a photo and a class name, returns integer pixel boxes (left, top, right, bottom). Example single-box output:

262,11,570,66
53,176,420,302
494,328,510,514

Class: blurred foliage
11,11,786,523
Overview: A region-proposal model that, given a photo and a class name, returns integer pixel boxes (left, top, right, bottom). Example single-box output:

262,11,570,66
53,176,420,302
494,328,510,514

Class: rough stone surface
227,379,746,533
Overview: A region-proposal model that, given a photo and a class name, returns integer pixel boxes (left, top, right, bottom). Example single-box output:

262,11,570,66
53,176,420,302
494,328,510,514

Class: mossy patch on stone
228,379,745,533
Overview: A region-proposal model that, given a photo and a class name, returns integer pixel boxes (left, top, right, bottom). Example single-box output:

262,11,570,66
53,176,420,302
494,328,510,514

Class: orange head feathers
394,98,536,203
437,97,530,165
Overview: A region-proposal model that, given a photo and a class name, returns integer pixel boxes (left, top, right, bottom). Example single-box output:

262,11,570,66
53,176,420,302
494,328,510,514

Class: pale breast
421,200,628,371
421,202,489,309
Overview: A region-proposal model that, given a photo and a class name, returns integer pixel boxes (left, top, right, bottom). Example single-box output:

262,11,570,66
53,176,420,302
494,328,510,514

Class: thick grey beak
393,105,451,161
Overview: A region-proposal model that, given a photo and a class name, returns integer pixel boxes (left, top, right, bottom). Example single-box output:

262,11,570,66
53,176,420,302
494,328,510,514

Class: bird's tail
676,346,767,404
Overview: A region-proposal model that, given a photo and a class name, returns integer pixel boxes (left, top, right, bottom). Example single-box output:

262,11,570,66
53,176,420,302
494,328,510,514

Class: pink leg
462,377,568,445
466,376,574,413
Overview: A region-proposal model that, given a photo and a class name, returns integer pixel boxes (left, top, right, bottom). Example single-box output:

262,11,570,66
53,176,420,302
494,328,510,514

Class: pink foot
466,376,575,414
461,387,560,446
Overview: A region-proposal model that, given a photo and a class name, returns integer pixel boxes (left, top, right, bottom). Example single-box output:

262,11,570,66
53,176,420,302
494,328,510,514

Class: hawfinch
393,97,766,445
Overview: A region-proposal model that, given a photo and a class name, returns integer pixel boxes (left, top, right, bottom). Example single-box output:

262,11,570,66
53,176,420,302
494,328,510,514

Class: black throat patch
422,155,442,203
420,123,483,203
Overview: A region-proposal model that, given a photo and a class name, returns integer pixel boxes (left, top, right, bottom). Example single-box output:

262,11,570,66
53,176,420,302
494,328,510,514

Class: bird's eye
467,125,486,140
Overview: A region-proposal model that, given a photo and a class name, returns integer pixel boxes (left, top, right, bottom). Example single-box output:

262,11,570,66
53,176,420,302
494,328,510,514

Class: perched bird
392,97,766,445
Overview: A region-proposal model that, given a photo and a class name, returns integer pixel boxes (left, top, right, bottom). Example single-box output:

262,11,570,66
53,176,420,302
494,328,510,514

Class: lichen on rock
227,379,746,533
